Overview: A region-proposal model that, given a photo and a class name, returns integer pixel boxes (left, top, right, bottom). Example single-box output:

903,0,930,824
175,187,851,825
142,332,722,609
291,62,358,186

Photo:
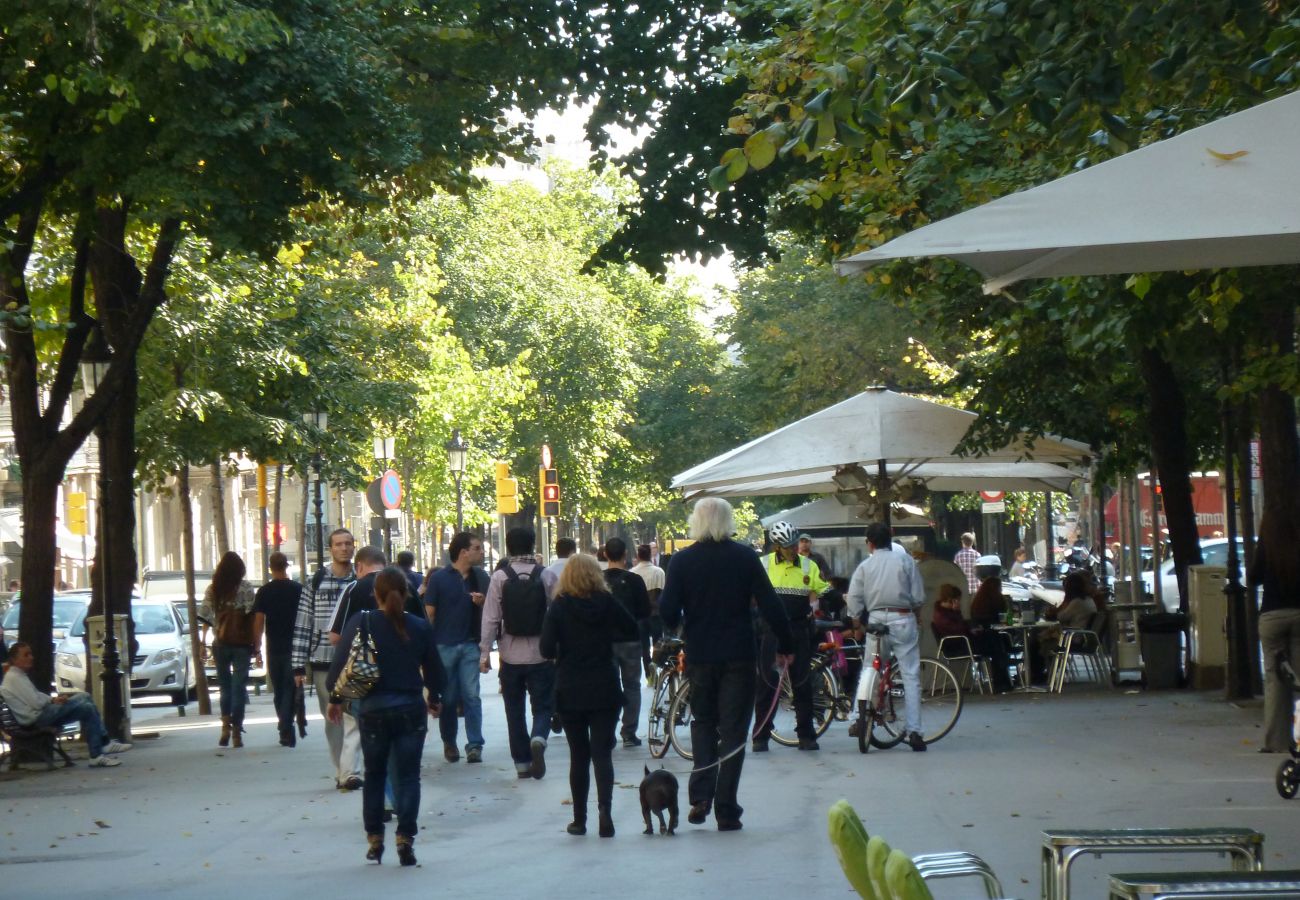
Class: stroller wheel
1277,758,1299,800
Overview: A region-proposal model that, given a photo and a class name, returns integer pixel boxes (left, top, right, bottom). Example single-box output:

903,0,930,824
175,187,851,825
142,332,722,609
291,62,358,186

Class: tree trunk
1139,345,1204,611
16,464,63,690
1255,295,1300,622
273,464,285,552
179,466,213,715
209,459,230,558
1234,394,1262,694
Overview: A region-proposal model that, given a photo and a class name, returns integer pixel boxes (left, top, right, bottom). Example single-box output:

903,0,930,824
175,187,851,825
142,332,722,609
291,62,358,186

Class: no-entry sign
980,490,1005,514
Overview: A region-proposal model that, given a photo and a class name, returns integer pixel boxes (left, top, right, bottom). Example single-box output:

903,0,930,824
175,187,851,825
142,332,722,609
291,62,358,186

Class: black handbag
334,612,380,700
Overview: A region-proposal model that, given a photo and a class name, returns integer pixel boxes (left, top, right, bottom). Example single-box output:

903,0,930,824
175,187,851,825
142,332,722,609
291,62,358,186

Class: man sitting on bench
0,642,131,767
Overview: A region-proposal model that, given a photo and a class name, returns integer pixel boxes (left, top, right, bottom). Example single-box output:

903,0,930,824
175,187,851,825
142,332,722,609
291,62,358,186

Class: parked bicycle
646,637,687,760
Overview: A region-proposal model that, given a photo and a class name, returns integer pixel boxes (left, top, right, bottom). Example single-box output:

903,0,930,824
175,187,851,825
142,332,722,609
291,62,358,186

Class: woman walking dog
328,566,445,866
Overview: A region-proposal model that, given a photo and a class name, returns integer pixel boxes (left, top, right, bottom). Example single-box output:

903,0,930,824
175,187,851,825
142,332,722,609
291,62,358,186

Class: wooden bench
0,699,78,770
1108,869,1300,899
1041,828,1265,900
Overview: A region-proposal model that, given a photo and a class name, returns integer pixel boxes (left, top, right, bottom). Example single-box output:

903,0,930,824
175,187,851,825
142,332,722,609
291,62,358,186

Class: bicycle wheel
646,672,674,759
770,663,838,745
667,681,694,761
868,667,905,749
857,699,871,754
873,658,963,746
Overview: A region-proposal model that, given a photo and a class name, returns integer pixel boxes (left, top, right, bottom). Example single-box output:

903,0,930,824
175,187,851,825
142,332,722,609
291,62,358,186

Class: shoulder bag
334,612,380,700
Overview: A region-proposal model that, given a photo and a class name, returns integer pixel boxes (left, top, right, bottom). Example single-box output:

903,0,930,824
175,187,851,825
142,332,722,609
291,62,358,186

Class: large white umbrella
835,90,1300,293
671,386,1090,496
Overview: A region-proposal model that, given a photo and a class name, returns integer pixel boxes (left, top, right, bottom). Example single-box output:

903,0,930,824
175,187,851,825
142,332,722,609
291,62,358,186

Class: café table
992,619,1056,690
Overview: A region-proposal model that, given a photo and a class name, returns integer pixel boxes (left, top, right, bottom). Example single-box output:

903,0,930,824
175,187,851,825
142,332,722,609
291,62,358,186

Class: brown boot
219,716,231,747
396,834,416,867
366,833,384,864
231,719,244,748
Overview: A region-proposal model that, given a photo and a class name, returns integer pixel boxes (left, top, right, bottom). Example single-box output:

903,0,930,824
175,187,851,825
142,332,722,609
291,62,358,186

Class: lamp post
373,436,396,559
444,429,468,533
302,411,328,572
79,325,124,740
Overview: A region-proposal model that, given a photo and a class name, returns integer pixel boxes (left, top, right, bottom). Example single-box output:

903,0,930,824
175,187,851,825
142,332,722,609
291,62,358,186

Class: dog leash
688,658,789,775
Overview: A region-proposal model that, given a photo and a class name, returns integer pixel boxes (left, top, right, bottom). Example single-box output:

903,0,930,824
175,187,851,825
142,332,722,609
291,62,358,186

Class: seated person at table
1033,571,1101,681
931,584,1012,693
969,573,1007,627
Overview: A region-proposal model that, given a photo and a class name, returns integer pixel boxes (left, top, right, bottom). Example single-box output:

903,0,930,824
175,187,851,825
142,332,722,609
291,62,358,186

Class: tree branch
43,234,94,429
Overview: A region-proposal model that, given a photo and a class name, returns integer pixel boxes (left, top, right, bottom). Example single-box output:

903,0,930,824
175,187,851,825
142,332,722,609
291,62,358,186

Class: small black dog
640,765,679,835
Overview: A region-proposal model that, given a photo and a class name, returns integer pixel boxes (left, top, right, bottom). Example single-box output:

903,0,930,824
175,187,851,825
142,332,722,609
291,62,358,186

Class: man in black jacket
660,498,793,832
603,537,651,747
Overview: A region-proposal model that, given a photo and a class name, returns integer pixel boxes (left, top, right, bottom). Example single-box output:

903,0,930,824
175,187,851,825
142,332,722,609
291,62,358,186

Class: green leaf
744,132,777,169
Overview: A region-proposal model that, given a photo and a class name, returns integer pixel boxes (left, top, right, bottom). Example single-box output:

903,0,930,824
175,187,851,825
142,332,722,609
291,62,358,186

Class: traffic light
540,467,560,517
495,462,519,515
66,492,88,536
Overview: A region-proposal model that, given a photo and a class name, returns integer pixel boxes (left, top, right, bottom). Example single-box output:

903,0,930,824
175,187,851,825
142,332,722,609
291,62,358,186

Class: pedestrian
396,550,423,598
541,553,639,837
479,526,559,779
327,546,389,644
602,537,651,747
253,551,304,747
847,523,928,751
755,521,830,751
796,533,831,581
659,498,794,831
423,531,488,763
1253,515,1300,753
631,543,666,674
291,528,360,790
200,551,261,749
545,537,576,581
327,566,445,867
1,641,132,766
954,532,980,596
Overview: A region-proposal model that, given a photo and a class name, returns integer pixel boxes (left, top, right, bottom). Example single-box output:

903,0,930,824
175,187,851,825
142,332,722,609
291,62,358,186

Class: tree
2,0,722,687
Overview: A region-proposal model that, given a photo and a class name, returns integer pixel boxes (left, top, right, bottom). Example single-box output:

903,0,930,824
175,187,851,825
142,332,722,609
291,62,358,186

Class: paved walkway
2,680,1296,898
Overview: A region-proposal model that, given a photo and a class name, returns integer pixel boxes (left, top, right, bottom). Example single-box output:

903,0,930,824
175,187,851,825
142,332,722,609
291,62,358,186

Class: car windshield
133,603,177,635
2,597,87,631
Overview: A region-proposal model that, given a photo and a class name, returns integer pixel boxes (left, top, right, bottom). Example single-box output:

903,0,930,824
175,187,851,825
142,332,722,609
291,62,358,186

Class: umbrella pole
878,459,890,530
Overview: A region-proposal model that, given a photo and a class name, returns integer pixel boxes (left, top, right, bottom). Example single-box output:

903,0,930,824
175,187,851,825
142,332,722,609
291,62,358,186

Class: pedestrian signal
495,462,519,515
540,467,560,518
66,492,88,536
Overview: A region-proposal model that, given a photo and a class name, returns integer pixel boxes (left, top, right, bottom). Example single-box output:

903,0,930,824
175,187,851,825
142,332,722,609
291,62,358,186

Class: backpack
500,565,548,637
606,569,650,622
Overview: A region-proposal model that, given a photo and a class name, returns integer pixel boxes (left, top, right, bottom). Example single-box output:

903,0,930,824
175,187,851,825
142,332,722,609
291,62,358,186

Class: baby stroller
1276,652,1300,800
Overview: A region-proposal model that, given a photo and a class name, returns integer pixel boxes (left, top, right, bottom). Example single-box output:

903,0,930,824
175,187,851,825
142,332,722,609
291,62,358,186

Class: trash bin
1139,612,1188,689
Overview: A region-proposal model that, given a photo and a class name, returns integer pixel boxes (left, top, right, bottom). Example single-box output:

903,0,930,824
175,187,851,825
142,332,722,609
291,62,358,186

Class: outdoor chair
1049,609,1114,693
0,699,77,770
934,633,994,695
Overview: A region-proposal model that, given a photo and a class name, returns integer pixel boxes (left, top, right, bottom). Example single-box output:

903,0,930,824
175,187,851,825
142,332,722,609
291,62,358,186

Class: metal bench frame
1107,869,1300,900
1041,828,1265,900
0,700,79,770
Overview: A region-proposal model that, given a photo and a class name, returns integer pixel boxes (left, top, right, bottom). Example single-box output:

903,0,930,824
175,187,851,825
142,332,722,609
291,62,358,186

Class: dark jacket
1251,544,1297,614
540,590,639,712
327,609,445,714
659,538,794,663
424,564,489,645
969,577,1006,625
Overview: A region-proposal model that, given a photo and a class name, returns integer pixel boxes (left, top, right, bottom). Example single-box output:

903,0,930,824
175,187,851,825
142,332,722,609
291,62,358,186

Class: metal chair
934,633,993,694
1049,609,1114,692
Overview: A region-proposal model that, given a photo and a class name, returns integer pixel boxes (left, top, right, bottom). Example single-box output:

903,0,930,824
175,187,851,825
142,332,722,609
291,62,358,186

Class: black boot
366,833,383,864
396,834,417,867
598,805,614,838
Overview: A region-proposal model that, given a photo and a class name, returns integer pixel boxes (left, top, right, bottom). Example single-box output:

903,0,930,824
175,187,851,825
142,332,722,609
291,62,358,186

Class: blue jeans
498,661,556,766
267,652,295,735
358,702,428,838
213,643,252,722
436,642,484,749
36,693,108,758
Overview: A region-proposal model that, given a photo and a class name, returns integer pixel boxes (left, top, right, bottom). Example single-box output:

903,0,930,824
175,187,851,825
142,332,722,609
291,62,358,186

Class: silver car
1140,537,1245,612
55,599,196,705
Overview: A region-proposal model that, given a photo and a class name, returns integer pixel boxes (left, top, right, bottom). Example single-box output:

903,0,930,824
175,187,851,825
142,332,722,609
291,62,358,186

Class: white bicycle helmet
769,520,799,547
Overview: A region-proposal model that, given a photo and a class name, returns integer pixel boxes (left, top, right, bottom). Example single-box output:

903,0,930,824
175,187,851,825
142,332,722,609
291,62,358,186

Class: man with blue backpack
479,526,559,779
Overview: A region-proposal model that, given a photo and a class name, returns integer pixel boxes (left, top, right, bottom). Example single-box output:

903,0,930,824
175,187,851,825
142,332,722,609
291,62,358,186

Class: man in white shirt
545,538,576,581
847,523,927,752
631,542,667,676
1,642,131,766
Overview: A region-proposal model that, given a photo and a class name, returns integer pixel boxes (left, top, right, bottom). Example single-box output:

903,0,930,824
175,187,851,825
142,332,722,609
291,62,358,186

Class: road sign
979,491,1005,503
380,469,403,509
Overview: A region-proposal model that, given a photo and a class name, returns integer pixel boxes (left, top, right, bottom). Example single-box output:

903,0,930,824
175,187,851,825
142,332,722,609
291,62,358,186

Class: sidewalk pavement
2,680,1296,899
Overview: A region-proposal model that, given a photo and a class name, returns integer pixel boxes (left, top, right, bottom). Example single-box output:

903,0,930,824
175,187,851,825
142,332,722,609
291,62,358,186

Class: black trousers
754,622,814,740
687,660,755,824
561,707,619,821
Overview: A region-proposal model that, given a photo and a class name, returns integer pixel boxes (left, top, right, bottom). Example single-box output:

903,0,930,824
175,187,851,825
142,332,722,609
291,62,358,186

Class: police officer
753,520,830,751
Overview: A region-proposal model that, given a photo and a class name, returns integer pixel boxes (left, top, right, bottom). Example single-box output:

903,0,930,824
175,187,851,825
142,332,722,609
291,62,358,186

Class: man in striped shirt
292,528,359,789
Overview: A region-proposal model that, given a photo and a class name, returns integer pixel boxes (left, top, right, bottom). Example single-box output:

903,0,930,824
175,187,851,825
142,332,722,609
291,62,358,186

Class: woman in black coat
540,553,639,837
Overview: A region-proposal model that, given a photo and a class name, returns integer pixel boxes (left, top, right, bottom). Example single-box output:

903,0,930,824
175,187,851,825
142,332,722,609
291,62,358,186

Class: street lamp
302,410,328,572
373,435,396,559
78,324,125,740
444,429,468,533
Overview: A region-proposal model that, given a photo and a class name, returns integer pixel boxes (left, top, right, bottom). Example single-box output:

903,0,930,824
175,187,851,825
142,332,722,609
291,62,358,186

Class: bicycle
855,621,962,753
768,628,861,747
646,637,687,760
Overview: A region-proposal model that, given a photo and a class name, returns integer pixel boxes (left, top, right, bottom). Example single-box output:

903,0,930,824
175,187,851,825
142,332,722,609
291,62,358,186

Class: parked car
2,591,93,655
55,598,196,704
1140,537,1245,612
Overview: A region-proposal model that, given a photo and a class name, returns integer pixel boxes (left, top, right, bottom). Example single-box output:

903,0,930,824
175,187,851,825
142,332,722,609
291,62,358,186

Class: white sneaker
103,741,133,754
88,755,122,767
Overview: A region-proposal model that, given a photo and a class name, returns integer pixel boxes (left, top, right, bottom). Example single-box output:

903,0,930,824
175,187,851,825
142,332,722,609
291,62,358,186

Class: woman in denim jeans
199,552,260,748
328,566,445,867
